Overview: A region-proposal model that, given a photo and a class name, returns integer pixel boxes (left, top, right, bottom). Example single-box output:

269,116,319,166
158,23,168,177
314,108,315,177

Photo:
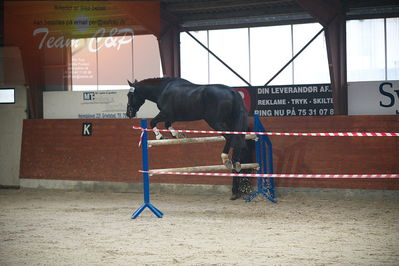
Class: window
386,17,399,80
71,38,99,91
97,36,133,91
250,25,292,86
180,22,330,86
293,23,330,84
71,34,161,91
347,19,385,81
180,31,209,84
347,17,399,81
208,28,250,86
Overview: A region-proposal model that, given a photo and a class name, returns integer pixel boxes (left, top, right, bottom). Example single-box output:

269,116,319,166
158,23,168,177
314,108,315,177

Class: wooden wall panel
20,119,229,184
20,115,399,190
263,116,399,189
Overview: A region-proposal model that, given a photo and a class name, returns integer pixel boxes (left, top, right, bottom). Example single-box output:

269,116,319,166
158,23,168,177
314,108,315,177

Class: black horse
126,77,248,171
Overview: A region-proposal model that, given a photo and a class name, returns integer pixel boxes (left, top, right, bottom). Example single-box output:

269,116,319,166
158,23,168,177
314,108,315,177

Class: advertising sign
43,90,159,119
235,84,334,116
348,80,399,115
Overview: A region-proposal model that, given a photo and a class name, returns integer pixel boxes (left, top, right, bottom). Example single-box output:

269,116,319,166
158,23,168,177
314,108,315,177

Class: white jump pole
148,134,257,147
151,163,259,173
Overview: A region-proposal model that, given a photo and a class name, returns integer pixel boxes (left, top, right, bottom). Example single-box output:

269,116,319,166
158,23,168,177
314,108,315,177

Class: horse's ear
134,79,138,83
127,80,134,87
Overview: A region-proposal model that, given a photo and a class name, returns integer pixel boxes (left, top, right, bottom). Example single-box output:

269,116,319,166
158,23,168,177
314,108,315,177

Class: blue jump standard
131,120,163,219
131,115,276,219
245,115,276,203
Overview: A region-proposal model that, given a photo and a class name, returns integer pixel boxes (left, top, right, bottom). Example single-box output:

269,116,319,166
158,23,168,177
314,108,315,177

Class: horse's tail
230,90,248,150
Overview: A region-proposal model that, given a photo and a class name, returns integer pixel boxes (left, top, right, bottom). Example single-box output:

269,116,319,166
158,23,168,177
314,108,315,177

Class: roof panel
161,0,399,30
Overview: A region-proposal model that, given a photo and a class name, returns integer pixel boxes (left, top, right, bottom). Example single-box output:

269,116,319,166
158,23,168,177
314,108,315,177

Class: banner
43,90,159,119
4,1,160,116
235,84,334,116
348,80,399,115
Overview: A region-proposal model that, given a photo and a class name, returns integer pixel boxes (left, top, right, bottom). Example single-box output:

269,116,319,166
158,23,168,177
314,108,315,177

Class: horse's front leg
150,113,168,140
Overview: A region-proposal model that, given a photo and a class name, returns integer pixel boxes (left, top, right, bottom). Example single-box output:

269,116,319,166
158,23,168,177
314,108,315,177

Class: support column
295,0,348,115
159,10,180,78
325,13,347,115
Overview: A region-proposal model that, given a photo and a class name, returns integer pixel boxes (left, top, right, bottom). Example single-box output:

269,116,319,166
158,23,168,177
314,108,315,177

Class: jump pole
131,119,163,219
148,135,257,147
151,163,259,173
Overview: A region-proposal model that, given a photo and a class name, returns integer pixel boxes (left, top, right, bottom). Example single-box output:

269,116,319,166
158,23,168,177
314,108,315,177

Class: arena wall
0,47,27,188
20,115,399,190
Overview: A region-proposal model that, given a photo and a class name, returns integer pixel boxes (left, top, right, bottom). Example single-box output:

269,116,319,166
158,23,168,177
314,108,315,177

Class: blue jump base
246,115,276,203
132,115,276,219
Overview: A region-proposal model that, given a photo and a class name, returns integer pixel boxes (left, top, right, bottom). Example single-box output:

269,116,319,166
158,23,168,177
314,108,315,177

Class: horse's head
126,80,145,118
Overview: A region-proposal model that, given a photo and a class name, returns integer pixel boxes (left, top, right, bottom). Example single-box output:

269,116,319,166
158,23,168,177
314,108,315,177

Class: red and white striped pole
140,170,399,179
133,126,399,137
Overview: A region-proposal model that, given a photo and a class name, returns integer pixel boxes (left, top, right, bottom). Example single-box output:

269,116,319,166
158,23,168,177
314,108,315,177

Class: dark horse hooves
224,160,241,172
224,160,233,170
234,162,242,172
171,132,187,139
230,194,241,200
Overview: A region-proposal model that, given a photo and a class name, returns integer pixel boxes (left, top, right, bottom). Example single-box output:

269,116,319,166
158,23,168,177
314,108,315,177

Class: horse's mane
138,77,178,86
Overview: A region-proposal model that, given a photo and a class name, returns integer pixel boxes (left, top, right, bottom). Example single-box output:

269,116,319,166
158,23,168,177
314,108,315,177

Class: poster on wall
235,84,334,117
43,90,158,119
348,80,399,115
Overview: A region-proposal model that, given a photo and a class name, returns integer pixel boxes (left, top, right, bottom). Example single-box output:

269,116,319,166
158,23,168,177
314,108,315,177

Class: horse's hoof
177,132,187,139
224,159,233,170
234,162,242,172
230,194,241,200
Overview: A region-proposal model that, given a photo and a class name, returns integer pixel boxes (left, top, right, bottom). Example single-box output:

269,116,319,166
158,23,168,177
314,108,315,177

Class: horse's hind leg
164,121,186,139
221,137,241,171
231,147,242,172
206,120,234,169
221,133,243,171
221,135,234,169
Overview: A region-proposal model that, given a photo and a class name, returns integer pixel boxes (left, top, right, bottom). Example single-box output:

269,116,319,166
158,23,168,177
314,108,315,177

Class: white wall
0,47,27,187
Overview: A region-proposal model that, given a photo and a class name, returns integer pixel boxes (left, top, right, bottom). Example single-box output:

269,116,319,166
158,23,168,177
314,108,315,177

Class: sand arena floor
1,188,398,265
